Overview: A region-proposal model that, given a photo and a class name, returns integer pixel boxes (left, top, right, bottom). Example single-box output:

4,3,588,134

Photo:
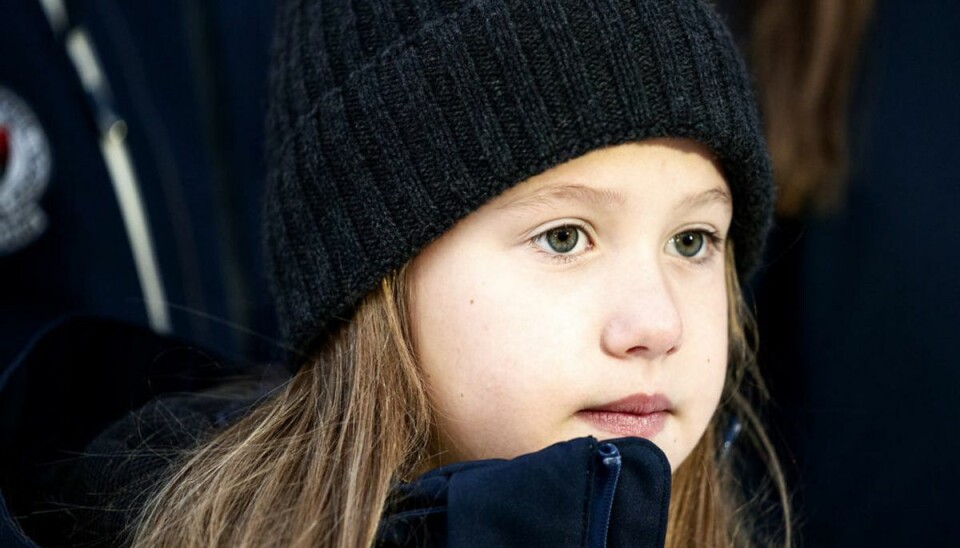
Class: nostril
626,345,649,356
624,344,677,358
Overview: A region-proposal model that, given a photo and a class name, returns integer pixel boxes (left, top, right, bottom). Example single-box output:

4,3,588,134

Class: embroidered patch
0,86,52,255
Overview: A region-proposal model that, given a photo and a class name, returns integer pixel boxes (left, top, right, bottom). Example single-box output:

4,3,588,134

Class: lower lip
576,410,668,439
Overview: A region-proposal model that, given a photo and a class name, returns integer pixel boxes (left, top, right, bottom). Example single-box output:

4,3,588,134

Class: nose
599,263,683,360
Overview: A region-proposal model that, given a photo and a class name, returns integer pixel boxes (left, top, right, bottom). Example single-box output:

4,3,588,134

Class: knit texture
264,0,773,356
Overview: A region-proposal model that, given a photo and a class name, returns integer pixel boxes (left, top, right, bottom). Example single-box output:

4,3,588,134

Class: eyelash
529,225,725,265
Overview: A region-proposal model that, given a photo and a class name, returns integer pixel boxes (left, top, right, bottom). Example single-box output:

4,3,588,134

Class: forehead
490,139,731,212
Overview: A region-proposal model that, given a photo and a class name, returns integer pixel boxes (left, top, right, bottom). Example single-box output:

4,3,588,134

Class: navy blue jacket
0,317,672,547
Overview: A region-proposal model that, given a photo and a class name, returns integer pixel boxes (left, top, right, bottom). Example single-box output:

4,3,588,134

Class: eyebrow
676,187,733,210
497,184,626,212
677,187,733,209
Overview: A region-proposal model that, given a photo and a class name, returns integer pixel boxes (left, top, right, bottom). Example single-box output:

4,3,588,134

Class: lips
576,393,671,439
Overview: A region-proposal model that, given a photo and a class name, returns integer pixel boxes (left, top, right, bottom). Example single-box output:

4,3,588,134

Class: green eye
673,231,705,257
545,226,580,253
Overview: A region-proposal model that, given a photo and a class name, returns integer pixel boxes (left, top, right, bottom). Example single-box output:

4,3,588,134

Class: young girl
126,0,790,546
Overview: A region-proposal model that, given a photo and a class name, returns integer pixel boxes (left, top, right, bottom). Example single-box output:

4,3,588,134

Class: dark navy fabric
750,0,960,545
0,490,38,548
0,315,271,546
0,0,142,362
0,0,279,372
380,437,671,548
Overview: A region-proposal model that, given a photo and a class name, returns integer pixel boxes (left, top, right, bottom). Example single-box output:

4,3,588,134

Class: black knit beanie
264,0,773,356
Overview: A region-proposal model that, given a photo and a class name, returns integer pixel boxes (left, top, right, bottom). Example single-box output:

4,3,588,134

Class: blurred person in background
0,0,278,542
0,0,278,366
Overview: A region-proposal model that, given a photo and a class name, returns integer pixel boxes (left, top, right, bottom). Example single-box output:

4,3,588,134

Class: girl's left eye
532,224,592,256
667,230,717,259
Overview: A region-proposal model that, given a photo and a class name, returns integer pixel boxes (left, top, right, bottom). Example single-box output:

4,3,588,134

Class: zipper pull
587,442,622,548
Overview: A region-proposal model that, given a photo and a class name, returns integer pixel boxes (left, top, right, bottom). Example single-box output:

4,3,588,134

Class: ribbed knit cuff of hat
264,0,773,360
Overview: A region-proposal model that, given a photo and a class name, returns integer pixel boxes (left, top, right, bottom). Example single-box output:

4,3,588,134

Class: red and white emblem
0,86,52,255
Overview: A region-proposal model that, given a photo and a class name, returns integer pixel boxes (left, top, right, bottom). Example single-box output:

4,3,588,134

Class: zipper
587,442,622,548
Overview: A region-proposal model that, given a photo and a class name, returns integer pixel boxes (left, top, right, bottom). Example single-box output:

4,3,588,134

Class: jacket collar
379,436,671,548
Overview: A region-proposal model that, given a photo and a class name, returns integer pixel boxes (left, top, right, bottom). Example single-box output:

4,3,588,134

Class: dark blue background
752,0,960,545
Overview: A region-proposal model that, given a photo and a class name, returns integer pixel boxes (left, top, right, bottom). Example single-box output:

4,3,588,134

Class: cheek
409,252,590,462
684,273,729,381
690,334,728,422
408,256,536,458
666,276,729,468
695,289,729,396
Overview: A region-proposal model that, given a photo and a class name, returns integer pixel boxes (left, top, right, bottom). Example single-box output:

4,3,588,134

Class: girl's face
408,139,731,471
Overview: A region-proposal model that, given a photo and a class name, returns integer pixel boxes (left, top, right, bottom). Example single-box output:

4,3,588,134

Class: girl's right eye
531,224,592,258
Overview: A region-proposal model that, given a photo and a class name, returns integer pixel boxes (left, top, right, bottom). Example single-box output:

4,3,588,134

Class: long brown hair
748,0,874,217
133,267,431,547
134,247,790,547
